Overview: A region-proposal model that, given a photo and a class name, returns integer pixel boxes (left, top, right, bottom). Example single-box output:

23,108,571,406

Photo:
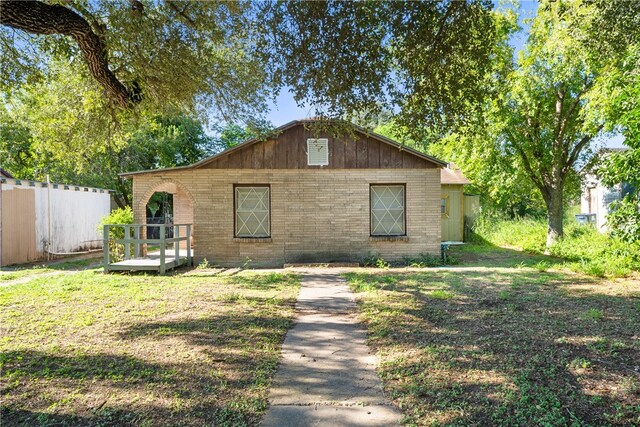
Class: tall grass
472,211,640,277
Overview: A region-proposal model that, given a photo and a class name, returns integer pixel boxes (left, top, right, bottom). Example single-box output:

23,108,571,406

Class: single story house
121,119,472,267
0,175,111,266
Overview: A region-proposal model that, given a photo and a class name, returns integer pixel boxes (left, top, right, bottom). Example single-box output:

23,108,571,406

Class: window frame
369,183,407,237
233,184,271,238
441,194,450,218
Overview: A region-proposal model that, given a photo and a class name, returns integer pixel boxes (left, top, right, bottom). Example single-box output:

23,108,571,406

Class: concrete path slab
262,272,401,426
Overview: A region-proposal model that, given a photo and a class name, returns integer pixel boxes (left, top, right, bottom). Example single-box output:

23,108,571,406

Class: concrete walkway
262,272,402,426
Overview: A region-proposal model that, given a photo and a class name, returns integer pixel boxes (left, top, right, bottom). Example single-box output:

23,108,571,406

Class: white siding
581,174,623,231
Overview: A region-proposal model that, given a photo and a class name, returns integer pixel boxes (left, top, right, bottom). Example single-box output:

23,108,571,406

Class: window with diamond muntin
235,186,270,237
370,185,405,236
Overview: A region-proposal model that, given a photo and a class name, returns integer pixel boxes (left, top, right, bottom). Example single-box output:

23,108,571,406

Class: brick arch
137,178,196,216
135,178,196,251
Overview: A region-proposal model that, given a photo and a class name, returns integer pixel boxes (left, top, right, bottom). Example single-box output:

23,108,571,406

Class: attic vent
307,138,329,166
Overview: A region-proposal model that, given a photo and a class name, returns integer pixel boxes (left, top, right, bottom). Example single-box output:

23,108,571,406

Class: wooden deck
108,251,190,273
103,224,192,275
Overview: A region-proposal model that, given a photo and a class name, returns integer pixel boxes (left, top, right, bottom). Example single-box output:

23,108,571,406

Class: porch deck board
108,256,187,272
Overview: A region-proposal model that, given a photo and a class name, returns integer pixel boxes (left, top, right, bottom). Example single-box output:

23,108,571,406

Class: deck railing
103,223,192,274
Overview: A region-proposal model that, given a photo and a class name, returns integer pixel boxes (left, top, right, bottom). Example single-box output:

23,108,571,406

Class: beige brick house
120,119,447,267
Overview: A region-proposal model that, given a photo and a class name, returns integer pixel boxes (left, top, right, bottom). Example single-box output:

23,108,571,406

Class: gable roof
441,167,471,185
120,119,447,178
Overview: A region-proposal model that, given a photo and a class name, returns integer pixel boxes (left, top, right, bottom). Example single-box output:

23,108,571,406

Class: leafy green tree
596,45,640,242
0,57,277,208
2,0,510,130
375,120,551,217
0,60,216,208
373,1,636,248
488,1,613,247
261,0,507,131
209,119,275,153
0,110,215,208
414,1,635,247
1,0,269,120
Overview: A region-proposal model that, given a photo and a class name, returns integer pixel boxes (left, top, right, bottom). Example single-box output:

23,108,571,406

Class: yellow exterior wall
441,184,464,242
132,168,441,267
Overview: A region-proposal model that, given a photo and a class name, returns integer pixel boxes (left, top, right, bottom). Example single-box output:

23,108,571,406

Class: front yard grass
0,258,100,282
1,270,300,426
345,265,640,426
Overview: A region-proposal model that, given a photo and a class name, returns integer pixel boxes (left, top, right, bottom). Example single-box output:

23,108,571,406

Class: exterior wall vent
307,138,329,166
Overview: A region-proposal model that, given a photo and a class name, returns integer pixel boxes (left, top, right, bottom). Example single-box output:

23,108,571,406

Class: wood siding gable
198,123,440,170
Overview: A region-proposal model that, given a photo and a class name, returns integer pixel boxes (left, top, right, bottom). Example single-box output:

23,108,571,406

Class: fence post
186,224,192,266
159,225,166,275
103,225,110,273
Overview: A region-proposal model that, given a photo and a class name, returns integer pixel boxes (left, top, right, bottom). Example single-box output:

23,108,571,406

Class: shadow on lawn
1,312,295,427
1,403,251,427
120,312,293,348
0,350,176,383
1,351,255,427
349,270,640,426
448,240,566,269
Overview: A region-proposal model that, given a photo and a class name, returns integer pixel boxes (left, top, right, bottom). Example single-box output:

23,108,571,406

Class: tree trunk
114,178,132,209
544,184,564,248
113,194,128,210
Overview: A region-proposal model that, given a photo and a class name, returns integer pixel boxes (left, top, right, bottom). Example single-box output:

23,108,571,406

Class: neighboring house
121,119,454,267
580,148,630,231
0,175,111,266
440,166,478,242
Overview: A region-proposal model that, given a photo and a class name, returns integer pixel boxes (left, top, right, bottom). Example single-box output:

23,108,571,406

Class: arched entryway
136,179,195,252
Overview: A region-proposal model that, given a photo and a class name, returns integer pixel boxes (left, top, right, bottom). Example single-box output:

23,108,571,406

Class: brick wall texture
133,168,441,267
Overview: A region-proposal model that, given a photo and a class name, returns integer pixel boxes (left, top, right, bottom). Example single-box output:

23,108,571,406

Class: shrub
363,253,388,268
472,213,546,252
404,253,446,267
606,196,640,243
197,258,211,269
98,207,134,262
98,207,134,237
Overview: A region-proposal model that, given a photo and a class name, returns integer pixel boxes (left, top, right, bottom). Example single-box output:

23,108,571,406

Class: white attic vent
307,138,329,166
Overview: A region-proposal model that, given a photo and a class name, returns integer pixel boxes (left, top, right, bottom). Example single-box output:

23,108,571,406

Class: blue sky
262,1,625,148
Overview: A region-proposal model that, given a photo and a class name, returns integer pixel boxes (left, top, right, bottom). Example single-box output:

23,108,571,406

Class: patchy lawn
0,258,100,283
345,260,640,426
0,270,300,426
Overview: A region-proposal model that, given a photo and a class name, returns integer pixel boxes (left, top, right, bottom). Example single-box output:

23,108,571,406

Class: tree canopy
2,0,506,128
1,0,270,121
261,0,506,132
